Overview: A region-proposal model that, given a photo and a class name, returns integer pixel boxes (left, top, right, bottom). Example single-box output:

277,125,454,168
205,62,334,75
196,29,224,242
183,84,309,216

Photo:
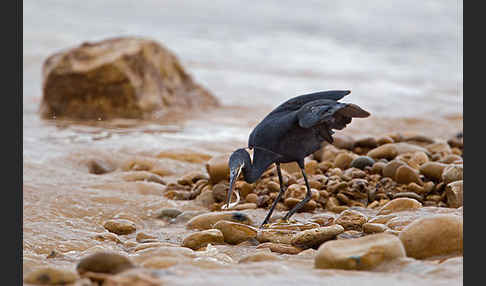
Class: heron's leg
283,166,312,221
260,163,286,228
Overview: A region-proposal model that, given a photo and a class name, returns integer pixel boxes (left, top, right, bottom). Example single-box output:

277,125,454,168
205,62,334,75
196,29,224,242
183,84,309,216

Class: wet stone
103,219,136,235
419,162,448,181
136,232,157,243
383,160,406,179
335,210,368,231
213,220,258,244
186,211,253,230
363,222,388,234
77,252,135,275
291,224,344,249
315,233,406,270
181,229,225,250
140,257,180,269
394,165,423,185
399,215,463,259
157,208,182,220
205,153,230,184
257,229,298,244
334,153,356,170
392,192,423,202
173,210,206,224
442,164,463,185
24,267,79,285
350,156,375,170
377,198,422,215
336,230,364,240
446,180,463,208
256,242,303,255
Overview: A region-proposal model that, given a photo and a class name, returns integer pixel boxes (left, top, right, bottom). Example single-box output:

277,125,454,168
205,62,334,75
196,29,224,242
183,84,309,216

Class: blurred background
24,0,462,119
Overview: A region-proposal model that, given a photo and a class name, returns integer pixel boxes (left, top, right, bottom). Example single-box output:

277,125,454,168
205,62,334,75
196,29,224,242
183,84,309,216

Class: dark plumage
223,90,370,227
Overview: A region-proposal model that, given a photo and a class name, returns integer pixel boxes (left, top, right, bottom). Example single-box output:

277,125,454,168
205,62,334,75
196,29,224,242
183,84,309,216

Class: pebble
370,161,386,175
257,229,298,244
315,233,406,270
267,221,320,231
194,189,215,208
87,159,115,175
395,165,423,185
426,142,452,155
186,211,253,230
392,192,423,201
377,198,422,215
245,193,258,204
407,182,426,194
256,242,303,255
336,230,364,240
331,133,355,150
103,219,137,235
399,215,463,259
382,160,406,178
363,222,388,234
440,154,463,164
181,229,225,250
334,153,355,170
93,232,122,244
136,232,157,243
446,180,463,208
419,162,448,181
335,210,368,231
309,214,335,227
239,251,282,263
173,210,206,224
24,267,79,285
355,137,378,148
376,135,394,145
232,202,258,210
305,160,319,175
291,224,344,249
157,208,182,220
367,143,428,160
442,164,463,185
205,153,231,184
76,252,134,275
350,156,375,170
213,220,258,244
284,198,317,212
212,181,230,202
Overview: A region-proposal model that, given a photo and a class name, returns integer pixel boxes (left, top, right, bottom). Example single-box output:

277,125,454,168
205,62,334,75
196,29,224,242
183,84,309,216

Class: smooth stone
395,165,423,185
232,202,258,210
440,154,463,164
371,161,386,175
87,159,115,175
331,133,355,150
446,180,463,208
335,210,368,231
350,156,375,170
157,208,182,220
205,153,231,184
419,162,448,181
284,198,317,212
267,222,320,231
136,232,157,243
442,164,463,185
399,215,463,259
363,223,388,234
194,189,215,208
426,142,452,155
376,135,394,145
367,143,428,160
76,252,134,275
256,229,298,244
186,211,253,230
93,232,122,244
392,192,423,201
309,214,335,227
103,219,136,235
212,181,230,202
315,233,406,270
213,220,258,244
336,230,364,240
291,224,344,249
173,210,207,224
256,242,303,255
407,182,426,194
355,137,378,148
334,153,356,170
245,193,258,204
377,198,422,215
181,229,224,250
238,251,282,263
24,267,78,285
382,160,406,179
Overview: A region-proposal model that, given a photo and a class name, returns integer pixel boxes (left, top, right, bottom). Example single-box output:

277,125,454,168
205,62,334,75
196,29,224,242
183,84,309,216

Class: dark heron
222,90,370,227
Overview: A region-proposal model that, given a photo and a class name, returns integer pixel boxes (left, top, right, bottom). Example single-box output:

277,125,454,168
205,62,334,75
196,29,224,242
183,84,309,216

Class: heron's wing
270,90,351,115
297,100,370,129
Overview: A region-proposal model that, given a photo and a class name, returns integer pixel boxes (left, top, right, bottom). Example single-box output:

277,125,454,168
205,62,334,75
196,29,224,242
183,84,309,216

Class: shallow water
23,0,462,285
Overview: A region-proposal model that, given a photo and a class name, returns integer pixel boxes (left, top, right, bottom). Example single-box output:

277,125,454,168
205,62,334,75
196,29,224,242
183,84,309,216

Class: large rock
40,37,219,120
314,233,406,270
399,215,463,259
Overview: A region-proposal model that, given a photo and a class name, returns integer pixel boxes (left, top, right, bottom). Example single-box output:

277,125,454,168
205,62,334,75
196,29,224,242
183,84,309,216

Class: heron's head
221,148,250,210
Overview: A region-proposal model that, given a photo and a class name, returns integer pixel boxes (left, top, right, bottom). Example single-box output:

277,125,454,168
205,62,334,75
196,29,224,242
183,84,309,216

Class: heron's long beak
221,163,243,210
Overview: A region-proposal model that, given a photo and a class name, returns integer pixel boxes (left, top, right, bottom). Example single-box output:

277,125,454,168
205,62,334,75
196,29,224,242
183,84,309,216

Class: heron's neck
242,148,280,183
